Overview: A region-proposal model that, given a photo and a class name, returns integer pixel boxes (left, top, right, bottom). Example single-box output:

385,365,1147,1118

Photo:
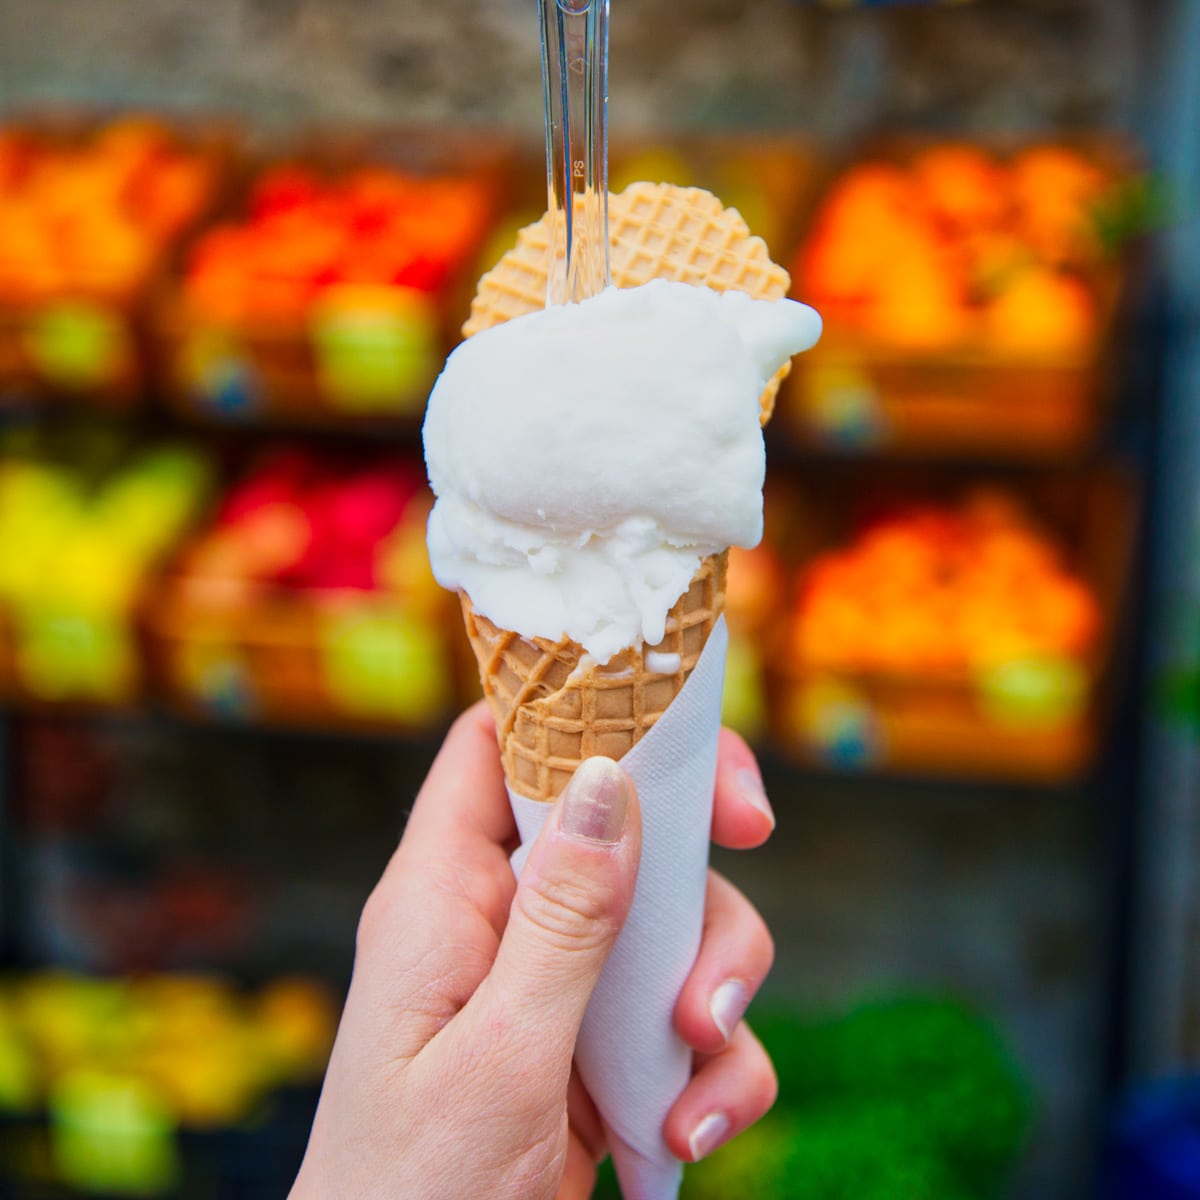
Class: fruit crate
146,579,466,735
0,112,235,411
780,136,1143,458
142,445,472,733
0,973,333,1199
0,440,216,710
154,127,517,430
764,468,1138,782
0,605,148,711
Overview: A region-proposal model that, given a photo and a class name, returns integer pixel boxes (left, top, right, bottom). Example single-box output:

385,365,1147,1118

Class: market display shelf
7,702,1098,802
0,971,332,1200
778,345,1110,460
0,109,1149,788
0,696,1114,797
0,455,1140,787
144,586,470,737
0,597,468,743
0,111,1147,466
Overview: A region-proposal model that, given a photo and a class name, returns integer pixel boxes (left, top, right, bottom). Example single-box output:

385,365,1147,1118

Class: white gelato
423,278,821,662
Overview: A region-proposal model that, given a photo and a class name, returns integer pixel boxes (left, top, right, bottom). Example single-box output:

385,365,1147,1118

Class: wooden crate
0,112,236,410
153,128,518,429
146,579,466,734
780,135,1141,458
764,468,1138,782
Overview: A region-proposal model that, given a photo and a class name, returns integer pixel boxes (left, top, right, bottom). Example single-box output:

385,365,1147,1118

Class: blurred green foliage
594,994,1032,1200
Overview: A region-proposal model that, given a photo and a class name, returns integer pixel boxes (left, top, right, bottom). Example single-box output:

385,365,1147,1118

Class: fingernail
688,1111,731,1162
560,757,630,844
735,767,775,828
710,979,750,1042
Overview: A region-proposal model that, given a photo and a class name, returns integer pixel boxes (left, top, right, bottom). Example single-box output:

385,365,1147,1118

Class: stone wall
0,0,1146,144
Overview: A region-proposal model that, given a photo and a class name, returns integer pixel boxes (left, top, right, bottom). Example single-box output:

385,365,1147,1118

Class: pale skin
292,701,777,1200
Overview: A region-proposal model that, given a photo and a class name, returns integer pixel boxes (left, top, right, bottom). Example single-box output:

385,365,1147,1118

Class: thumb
477,757,641,1061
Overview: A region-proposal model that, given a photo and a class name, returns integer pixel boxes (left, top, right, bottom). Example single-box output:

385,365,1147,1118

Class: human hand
292,701,777,1200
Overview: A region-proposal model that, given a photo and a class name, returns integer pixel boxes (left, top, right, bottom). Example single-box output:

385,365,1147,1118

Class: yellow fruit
254,978,338,1080
983,267,1097,358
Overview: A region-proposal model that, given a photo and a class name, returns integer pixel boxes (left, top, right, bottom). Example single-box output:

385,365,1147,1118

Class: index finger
400,701,517,863
348,702,516,1065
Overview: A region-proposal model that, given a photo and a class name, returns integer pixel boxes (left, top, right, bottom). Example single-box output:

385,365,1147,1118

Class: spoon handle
539,0,611,305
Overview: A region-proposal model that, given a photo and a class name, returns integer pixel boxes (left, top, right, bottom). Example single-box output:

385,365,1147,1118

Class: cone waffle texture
459,182,786,801
464,181,793,425
464,551,728,802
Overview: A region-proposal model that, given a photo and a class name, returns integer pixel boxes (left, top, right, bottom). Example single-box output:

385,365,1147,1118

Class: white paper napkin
509,615,729,1200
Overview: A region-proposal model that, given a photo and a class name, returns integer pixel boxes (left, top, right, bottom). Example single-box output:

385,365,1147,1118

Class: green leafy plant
596,994,1031,1200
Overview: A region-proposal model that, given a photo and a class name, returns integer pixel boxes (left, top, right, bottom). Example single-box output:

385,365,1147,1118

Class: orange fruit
820,163,917,229
726,545,784,636
1018,577,1100,655
862,231,969,350
799,163,920,312
139,155,212,235
1009,145,1111,267
911,143,1009,232
983,266,1097,357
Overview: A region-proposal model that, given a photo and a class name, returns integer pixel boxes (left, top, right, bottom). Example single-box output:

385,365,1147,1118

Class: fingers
556,1133,599,1200
712,727,775,850
376,699,515,957
663,1023,778,1164
346,703,517,1063
565,1067,606,1165
674,871,774,1056
465,758,642,1068
400,701,516,866
349,850,513,1064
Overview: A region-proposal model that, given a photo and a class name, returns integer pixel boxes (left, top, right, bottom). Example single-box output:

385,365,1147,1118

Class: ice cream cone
462,550,727,801
459,182,788,799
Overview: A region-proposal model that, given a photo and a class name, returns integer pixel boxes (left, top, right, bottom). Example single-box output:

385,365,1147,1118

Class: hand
292,702,777,1200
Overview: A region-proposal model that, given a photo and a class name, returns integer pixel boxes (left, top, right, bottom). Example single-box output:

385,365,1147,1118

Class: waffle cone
463,552,728,802
459,182,788,800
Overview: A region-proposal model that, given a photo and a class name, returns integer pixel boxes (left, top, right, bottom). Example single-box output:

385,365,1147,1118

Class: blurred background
0,0,1196,1196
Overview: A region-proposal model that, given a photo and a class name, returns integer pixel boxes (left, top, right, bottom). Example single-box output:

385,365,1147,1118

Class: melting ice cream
423,278,821,662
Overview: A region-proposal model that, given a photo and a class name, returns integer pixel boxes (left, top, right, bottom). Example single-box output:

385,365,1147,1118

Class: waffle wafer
465,182,792,425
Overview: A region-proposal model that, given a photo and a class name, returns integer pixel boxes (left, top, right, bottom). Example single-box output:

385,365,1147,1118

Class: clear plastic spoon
538,0,611,306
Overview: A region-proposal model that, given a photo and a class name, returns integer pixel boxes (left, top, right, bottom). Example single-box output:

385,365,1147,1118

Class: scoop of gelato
423,279,821,662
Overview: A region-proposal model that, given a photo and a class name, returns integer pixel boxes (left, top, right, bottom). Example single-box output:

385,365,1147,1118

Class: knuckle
719,724,752,762
753,915,776,979
748,1036,779,1115
355,880,398,959
761,1059,780,1114
449,704,483,742
516,871,620,955
718,881,775,985
431,857,511,935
